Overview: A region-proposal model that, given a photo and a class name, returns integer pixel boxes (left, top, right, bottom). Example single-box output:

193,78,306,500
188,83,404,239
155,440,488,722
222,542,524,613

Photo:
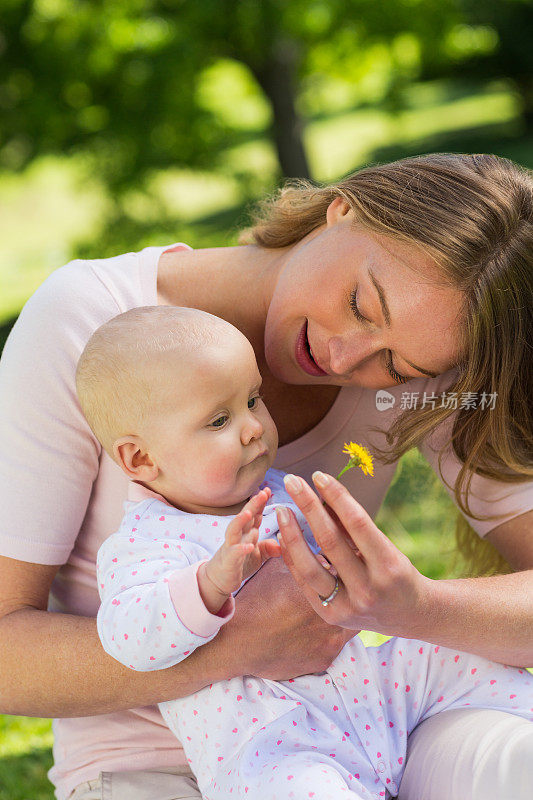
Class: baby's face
145,332,278,515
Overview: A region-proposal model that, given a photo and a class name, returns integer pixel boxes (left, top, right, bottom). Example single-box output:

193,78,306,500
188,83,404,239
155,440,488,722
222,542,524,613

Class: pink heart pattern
98,484,532,800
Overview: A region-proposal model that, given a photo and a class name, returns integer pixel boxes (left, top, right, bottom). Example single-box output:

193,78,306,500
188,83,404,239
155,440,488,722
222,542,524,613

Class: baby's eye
211,415,228,428
248,394,263,410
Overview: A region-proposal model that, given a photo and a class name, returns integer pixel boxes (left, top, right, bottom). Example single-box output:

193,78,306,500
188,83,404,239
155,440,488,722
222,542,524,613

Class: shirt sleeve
0,261,121,564
262,468,321,553
96,501,234,671
419,414,533,538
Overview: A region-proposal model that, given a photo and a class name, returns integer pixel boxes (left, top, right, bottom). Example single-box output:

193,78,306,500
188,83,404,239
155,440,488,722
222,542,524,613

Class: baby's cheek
201,452,239,490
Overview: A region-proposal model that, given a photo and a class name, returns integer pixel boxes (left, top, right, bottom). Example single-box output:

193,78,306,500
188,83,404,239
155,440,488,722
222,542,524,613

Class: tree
461,0,533,127
4,0,498,255
1,0,466,185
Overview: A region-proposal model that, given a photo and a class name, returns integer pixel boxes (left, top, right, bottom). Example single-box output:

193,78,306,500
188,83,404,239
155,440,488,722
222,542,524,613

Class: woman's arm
277,472,533,666
0,554,354,717
417,510,533,664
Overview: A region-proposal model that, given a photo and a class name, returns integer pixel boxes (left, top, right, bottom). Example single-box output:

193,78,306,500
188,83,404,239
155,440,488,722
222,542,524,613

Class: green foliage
0,0,486,179
375,449,459,581
3,0,530,253
460,0,533,120
2,0,216,183
0,73,529,326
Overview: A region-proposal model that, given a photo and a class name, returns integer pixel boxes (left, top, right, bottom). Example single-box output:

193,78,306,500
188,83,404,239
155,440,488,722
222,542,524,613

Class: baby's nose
241,412,264,444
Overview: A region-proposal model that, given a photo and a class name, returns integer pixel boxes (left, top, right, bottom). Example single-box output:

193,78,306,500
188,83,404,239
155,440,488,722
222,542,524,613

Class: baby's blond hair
75,306,236,457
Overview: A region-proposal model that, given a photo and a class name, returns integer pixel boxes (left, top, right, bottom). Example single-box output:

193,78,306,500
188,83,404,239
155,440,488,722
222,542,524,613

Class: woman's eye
386,351,409,384
350,289,409,384
349,288,368,323
211,415,228,428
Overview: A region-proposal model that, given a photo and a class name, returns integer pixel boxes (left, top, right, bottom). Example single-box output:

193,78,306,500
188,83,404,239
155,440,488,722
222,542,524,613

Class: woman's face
264,198,465,389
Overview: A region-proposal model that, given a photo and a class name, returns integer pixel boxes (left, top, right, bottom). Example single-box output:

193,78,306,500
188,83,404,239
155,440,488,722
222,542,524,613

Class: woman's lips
295,320,328,377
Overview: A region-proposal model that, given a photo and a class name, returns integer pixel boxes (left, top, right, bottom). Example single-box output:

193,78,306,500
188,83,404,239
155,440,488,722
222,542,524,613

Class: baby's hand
198,488,281,614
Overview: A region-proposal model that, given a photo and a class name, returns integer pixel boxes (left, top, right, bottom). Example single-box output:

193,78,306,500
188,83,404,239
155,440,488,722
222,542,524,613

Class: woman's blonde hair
242,153,533,576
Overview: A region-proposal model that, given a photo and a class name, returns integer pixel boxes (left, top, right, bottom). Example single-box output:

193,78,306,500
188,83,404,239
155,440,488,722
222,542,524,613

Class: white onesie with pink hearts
97,468,533,800
96,469,314,671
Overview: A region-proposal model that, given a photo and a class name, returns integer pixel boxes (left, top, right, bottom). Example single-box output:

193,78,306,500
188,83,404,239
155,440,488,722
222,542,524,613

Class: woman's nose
241,412,264,445
328,331,377,377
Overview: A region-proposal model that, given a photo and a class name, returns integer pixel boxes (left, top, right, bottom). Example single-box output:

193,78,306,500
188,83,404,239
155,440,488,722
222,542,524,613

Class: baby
77,306,533,800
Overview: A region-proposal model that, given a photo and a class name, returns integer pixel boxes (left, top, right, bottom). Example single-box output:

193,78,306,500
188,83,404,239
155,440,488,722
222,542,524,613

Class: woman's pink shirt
0,244,531,799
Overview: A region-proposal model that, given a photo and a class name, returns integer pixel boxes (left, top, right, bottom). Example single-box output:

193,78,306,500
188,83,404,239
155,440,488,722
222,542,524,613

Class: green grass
375,449,459,582
0,716,53,800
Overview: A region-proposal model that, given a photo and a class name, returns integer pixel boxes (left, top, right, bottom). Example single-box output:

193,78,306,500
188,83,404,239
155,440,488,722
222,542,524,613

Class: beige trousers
68,709,533,799
68,767,201,800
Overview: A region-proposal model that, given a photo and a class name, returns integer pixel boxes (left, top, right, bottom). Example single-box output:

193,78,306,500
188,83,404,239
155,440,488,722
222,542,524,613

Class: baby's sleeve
96,502,235,671
264,468,321,553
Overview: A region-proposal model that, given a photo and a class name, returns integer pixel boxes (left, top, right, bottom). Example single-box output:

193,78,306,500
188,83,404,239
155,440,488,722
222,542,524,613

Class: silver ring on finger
318,576,339,607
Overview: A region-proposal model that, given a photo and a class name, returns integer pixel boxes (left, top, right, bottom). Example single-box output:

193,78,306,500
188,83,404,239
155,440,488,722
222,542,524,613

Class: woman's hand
276,471,432,637
216,556,357,680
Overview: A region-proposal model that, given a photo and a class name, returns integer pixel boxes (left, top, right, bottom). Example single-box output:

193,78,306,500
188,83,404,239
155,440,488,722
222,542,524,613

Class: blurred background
1,1,532,796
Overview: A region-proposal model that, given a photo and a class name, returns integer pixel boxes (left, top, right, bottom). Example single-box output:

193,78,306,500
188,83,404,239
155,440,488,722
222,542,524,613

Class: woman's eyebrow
369,269,391,327
368,268,438,379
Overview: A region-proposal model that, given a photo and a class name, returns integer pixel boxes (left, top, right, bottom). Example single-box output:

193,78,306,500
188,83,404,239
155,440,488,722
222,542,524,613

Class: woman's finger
276,506,339,599
282,475,367,588
322,504,362,553
278,530,347,618
311,472,397,567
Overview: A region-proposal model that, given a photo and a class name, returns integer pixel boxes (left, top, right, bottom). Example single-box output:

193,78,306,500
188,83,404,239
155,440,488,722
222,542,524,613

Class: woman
0,153,531,800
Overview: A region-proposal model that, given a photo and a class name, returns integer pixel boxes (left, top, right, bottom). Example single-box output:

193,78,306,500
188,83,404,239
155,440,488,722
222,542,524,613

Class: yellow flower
338,442,374,478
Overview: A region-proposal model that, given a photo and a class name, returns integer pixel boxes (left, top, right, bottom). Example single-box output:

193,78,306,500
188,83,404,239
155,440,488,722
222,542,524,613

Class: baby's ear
113,436,159,482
